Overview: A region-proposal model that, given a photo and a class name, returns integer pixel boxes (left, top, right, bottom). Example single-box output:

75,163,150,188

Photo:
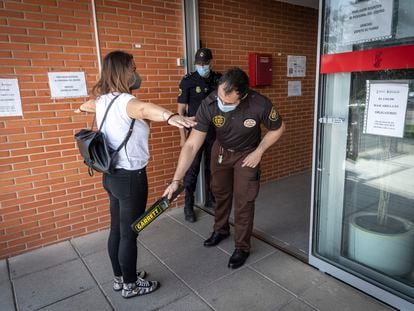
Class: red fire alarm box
249,53,272,87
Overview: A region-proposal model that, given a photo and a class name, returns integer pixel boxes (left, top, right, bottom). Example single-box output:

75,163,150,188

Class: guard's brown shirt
195,90,282,151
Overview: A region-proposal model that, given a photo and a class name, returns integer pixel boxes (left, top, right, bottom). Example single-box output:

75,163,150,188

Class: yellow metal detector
131,184,185,234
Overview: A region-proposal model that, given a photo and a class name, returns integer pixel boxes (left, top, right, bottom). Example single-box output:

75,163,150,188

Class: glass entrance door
309,1,414,309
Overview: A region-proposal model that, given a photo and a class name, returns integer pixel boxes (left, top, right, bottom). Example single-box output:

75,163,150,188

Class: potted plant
347,137,414,276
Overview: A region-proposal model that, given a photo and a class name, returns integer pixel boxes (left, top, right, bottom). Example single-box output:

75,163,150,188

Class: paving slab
170,210,215,240
138,216,205,260
251,250,325,295
39,287,111,311
162,242,233,291
198,267,294,311
102,259,190,311
0,259,9,282
300,277,394,311
13,259,96,311
71,229,108,257
278,299,317,311
8,241,78,279
0,280,15,311
157,293,212,311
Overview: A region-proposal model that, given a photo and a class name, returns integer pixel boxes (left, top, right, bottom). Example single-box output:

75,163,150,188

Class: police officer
177,48,222,222
165,67,285,269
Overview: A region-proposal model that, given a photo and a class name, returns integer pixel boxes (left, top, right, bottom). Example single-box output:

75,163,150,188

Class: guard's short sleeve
177,78,190,104
261,99,283,130
194,100,211,133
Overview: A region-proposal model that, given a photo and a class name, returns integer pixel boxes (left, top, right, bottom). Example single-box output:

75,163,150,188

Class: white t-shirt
95,93,149,170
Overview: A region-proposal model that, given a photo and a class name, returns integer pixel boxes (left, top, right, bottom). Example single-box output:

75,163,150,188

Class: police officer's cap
195,48,213,63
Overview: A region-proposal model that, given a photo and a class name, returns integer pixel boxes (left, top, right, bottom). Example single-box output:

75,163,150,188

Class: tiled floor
1,207,395,311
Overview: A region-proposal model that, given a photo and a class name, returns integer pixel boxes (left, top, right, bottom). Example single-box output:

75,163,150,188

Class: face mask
129,72,141,90
195,65,210,78
217,96,237,113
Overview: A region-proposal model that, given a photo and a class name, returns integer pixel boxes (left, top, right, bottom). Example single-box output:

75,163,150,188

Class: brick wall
0,0,317,259
199,0,318,181
0,0,184,259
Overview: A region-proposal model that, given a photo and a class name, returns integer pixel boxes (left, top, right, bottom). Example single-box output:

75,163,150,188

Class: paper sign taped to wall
0,78,23,117
48,72,88,99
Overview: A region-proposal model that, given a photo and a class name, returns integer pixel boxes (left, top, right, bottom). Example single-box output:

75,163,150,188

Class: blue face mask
217,96,237,113
195,65,210,77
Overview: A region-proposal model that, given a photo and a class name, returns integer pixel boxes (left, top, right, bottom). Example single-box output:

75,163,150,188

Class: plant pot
348,212,414,276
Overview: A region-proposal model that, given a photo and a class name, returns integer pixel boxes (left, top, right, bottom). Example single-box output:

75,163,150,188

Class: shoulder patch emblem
269,107,279,121
178,88,182,96
243,118,256,128
196,86,202,93
213,115,225,127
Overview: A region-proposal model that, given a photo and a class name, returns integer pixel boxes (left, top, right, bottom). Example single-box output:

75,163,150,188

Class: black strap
98,94,121,132
95,94,135,153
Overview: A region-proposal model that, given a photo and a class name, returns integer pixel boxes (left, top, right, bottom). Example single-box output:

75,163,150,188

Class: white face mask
217,96,237,113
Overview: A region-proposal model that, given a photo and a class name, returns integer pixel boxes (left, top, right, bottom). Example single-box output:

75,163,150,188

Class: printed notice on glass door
341,0,393,44
48,72,87,99
364,81,409,138
0,78,23,117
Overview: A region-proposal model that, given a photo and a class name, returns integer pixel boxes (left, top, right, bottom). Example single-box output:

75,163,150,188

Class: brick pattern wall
0,0,184,259
0,0,317,259
199,0,318,181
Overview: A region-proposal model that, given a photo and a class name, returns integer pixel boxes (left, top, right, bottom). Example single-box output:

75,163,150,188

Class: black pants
103,168,147,284
184,138,214,194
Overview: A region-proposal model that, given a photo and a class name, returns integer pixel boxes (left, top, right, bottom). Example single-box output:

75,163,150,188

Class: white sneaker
112,270,147,291
121,278,159,298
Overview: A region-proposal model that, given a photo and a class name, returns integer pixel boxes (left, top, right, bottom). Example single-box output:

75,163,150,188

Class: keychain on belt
218,146,224,164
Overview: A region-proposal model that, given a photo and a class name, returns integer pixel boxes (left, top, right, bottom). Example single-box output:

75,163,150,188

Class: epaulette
204,91,217,105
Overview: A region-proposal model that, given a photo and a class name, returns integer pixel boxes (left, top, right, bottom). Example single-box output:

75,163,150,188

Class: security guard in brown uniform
165,67,285,269
177,48,221,222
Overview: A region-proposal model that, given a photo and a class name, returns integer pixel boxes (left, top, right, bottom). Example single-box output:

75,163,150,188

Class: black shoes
203,231,229,247
228,249,249,269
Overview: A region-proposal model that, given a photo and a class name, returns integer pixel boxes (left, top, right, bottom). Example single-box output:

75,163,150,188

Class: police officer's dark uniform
177,49,221,222
194,89,283,253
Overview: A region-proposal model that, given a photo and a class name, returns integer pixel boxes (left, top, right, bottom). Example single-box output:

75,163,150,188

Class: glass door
310,0,414,309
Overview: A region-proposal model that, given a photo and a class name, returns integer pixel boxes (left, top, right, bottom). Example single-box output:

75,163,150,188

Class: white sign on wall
288,81,302,97
0,78,23,117
48,72,88,99
341,0,393,44
287,55,306,77
364,81,409,138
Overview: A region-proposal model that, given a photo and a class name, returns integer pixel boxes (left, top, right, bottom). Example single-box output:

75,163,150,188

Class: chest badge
196,86,202,93
243,118,256,128
269,107,279,121
213,115,225,127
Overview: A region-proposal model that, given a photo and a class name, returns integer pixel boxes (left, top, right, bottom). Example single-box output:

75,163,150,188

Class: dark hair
92,50,135,96
218,67,249,98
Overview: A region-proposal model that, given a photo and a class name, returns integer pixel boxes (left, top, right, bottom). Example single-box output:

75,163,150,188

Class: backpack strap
115,118,135,152
98,94,121,132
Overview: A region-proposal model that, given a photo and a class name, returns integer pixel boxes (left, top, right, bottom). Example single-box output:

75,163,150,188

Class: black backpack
74,95,135,176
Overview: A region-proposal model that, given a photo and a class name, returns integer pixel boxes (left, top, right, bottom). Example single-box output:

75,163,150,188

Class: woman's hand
167,114,196,129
